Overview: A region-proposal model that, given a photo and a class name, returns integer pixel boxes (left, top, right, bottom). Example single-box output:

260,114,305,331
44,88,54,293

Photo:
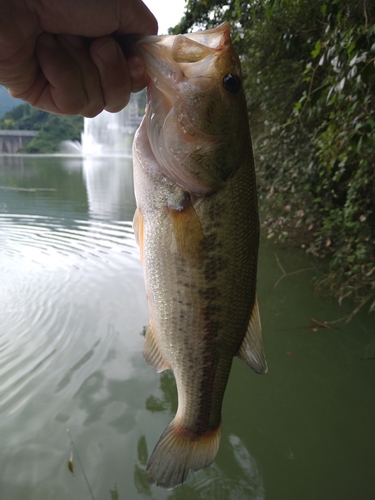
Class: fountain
60,93,144,219
60,93,144,156
81,94,143,156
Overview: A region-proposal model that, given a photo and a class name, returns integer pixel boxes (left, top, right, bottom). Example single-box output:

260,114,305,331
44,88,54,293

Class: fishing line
66,428,96,500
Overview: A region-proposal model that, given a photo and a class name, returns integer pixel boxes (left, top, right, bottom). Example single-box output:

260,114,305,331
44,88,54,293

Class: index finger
34,0,158,37
116,0,158,35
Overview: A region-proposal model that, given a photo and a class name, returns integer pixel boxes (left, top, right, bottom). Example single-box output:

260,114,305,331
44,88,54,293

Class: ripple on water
0,213,144,426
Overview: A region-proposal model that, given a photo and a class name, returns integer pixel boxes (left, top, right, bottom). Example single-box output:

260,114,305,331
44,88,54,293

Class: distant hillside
0,103,83,153
0,86,23,118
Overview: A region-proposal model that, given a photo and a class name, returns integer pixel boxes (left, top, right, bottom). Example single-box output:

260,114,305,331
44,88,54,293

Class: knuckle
82,105,105,118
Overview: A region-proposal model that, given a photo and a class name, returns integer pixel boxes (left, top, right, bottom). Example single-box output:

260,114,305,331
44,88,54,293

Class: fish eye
222,73,241,94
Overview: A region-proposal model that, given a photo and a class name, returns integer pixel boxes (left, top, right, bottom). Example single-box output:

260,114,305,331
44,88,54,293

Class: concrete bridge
0,130,38,153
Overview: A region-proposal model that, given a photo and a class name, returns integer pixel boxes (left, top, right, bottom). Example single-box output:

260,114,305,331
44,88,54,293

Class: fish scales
132,22,267,489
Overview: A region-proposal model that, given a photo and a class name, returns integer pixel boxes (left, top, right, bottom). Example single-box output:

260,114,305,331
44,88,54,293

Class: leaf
310,83,329,106
347,42,356,55
68,451,74,474
312,39,321,58
335,77,346,93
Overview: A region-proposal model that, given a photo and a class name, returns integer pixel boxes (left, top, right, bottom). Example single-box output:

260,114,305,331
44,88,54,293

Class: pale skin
0,0,158,117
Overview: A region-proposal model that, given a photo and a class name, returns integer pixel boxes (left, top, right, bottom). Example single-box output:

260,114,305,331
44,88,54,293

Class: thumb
0,3,40,97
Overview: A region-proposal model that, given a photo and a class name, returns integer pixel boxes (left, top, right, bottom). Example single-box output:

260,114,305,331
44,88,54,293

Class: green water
0,155,374,500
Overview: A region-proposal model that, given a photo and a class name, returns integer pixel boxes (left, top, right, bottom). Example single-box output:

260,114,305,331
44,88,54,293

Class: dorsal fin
237,296,268,374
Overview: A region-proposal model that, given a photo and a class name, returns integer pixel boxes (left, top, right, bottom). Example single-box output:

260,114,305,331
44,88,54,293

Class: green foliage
0,103,49,130
0,103,83,153
174,0,375,314
0,86,23,118
1,117,16,130
21,114,83,153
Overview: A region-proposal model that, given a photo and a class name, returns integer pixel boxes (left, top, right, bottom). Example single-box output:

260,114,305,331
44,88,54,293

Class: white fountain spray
60,93,143,218
81,94,143,156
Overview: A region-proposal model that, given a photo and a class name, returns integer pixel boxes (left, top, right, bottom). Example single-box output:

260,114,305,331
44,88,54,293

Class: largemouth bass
132,22,267,489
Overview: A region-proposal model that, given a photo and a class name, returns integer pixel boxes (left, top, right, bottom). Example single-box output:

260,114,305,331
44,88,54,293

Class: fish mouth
134,23,232,105
133,23,242,196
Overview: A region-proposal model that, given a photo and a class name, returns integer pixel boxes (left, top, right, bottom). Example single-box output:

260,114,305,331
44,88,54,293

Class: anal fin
144,322,169,373
237,295,268,374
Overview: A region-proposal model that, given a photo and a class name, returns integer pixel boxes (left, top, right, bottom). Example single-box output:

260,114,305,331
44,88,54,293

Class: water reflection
0,153,137,221
0,155,153,499
0,155,374,500
81,155,136,220
134,433,265,499
145,370,177,414
140,369,265,498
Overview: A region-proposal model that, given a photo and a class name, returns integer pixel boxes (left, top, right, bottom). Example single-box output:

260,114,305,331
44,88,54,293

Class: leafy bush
21,113,83,153
173,0,375,315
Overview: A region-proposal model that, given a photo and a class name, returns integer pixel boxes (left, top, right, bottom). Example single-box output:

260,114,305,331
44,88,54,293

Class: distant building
124,97,143,134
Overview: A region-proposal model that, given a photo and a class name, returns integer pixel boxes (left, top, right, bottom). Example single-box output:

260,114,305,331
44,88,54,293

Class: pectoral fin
168,195,204,268
144,322,170,373
237,296,268,374
133,208,144,265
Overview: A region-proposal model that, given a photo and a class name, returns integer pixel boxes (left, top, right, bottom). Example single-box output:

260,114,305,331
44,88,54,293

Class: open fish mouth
135,24,232,96
132,23,246,196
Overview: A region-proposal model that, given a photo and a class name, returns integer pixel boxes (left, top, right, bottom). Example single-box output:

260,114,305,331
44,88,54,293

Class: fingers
36,0,158,37
127,54,150,93
0,0,158,116
0,1,40,97
10,32,145,116
90,37,131,113
33,33,105,116
117,0,158,36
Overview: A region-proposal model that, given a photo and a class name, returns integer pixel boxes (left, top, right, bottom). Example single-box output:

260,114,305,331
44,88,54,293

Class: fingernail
97,41,118,65
128,56,146,81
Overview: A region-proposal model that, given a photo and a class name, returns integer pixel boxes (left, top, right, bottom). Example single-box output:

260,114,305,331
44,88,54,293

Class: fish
132,22,267,489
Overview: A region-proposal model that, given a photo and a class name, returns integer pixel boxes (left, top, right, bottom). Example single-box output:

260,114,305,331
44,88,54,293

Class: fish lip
134,22,231,50
134,23,232,90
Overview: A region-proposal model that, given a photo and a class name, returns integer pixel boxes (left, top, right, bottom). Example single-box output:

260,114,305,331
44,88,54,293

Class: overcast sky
143,0,186,35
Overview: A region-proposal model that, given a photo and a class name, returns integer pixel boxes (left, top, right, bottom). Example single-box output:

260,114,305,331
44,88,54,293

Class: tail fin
146,419,221,489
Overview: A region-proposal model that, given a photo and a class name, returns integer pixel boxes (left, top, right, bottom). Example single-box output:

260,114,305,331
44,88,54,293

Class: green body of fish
132,23,267,489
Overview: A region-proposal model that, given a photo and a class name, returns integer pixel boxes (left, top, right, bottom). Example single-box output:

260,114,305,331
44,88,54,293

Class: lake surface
0,154,374,500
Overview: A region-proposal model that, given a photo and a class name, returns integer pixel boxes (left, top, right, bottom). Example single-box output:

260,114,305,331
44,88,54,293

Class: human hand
0,0,157,116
